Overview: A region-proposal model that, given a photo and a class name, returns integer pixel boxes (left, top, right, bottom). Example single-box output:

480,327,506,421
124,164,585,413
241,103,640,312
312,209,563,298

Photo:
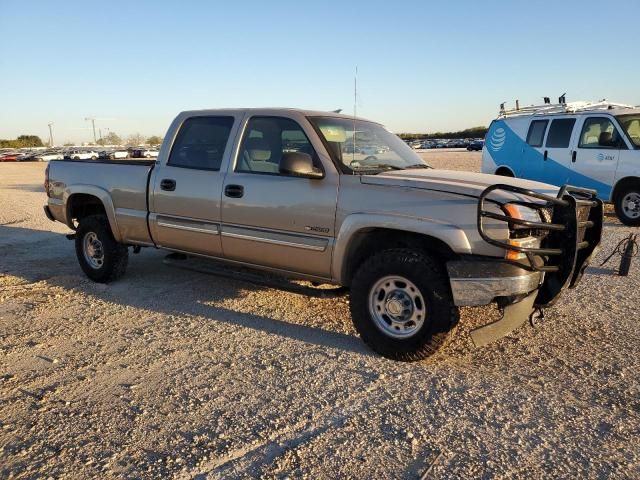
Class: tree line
0,133,164,148
398,126,488,140
0,135,44,148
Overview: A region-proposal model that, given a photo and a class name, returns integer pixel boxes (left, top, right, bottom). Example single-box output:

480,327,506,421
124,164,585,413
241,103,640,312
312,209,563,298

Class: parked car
482,100,640,225
467,140,484,151
44,107,603,361
35,151,64,162
0,152,20,162
66,150,99,160
141,149,159,158
17,151,39,161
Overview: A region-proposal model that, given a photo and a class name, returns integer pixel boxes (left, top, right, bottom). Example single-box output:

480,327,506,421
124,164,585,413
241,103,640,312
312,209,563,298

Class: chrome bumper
447,259,543,307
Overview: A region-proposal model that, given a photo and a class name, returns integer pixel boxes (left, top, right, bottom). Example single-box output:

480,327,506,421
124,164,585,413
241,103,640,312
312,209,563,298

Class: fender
332,213,472,284
63,185,122,242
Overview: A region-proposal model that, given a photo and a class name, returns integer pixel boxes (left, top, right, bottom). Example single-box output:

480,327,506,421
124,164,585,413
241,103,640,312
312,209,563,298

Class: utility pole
47,122,54,147
85,117,97,144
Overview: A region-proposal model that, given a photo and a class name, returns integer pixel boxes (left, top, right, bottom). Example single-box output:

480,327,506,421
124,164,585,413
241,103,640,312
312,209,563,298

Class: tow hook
529,307,545,327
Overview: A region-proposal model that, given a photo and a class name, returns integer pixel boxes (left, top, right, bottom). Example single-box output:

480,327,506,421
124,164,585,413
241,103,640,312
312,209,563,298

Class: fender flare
610,176,640,203
332,213,472,284
63,185,122,242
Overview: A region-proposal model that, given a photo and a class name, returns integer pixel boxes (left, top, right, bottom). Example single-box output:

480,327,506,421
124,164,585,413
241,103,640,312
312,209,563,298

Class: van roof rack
498,99,635,118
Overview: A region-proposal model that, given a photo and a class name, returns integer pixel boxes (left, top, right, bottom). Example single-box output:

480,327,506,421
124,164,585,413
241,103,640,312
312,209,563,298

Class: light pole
47,122,54,147
85,117,97,144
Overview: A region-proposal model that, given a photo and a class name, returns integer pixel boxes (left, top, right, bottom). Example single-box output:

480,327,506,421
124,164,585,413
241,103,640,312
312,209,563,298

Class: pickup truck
44,108,603,361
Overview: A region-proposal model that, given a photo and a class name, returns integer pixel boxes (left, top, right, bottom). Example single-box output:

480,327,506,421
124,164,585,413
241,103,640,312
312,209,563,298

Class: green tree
0,135,44,148
146,135,163,146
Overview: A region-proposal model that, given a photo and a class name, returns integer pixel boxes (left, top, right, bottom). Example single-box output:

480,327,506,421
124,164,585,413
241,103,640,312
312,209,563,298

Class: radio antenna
353,65,358,165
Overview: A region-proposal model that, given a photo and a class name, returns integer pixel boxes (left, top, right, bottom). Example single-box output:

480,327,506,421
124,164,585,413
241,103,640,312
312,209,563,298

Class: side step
162,253,348,299
469,291,537,347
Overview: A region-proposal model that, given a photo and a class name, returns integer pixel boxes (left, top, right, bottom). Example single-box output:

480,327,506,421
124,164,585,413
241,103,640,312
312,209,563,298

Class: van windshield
617,114,640,148
308,116,431,173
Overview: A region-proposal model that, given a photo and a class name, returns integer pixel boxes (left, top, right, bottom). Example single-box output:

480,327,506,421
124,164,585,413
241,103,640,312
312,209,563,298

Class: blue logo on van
597,153,604,161
489,127,506,152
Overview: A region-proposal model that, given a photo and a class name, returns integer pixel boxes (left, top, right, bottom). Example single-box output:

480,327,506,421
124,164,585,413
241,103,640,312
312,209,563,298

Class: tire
495,168,514,177
91,156,97,160
75,214,128,283
349,248,459,361
614,183,640,226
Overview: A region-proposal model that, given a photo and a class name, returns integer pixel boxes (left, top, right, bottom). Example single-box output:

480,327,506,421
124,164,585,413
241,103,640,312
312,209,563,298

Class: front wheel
75,214,128,282
614,184,640,226
349,249,459,361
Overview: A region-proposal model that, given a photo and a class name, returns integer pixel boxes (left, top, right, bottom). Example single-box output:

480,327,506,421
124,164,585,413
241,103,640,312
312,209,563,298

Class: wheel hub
368,275,426,339
83,232,104,269
623,192,640,218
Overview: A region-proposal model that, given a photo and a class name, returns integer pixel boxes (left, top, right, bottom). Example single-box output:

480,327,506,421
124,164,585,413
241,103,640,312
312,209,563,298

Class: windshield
308,116,431,173
617,114,640,148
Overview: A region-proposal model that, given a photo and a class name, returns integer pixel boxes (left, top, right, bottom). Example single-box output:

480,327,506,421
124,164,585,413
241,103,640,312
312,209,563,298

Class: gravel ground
1,157,639,479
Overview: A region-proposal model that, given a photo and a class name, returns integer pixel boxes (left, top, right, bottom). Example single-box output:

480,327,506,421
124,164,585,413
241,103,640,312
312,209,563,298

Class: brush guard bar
478,184,603,307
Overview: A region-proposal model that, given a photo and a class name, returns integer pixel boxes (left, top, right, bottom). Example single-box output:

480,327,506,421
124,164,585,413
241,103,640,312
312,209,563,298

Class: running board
470,291,537,347
162,253,348,299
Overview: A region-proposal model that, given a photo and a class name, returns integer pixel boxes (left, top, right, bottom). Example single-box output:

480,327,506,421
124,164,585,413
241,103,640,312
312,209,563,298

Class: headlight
502,203,542,225
502,203,543,261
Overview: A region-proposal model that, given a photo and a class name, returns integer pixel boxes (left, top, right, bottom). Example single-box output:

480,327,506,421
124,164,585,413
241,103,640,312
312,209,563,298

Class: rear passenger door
149,114,241,257
542,117,576,186
522,119,548,182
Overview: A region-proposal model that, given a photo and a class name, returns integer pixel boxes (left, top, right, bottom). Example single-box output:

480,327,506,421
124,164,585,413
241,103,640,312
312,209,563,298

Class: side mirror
279,152,324,179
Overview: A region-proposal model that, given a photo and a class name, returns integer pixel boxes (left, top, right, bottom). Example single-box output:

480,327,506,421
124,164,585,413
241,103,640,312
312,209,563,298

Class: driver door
220,115,339,278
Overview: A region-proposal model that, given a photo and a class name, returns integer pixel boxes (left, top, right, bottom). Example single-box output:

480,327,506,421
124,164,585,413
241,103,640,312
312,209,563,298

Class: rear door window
545,118,576,148
526,120,548,147
168,116,234,170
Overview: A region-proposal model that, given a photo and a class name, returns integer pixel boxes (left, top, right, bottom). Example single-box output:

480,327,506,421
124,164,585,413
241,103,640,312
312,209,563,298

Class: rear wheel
614,183,640,226
495,168,514,177
349,249,459,361
75,214,128,282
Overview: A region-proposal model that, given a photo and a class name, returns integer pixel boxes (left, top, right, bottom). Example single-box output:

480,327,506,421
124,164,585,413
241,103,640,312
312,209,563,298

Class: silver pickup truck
44,108,603,361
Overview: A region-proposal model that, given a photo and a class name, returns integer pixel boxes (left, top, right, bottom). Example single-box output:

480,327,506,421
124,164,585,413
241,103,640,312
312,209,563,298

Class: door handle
543,150,548,161
160,179,176,191
224,184,244,198
572,151,577,163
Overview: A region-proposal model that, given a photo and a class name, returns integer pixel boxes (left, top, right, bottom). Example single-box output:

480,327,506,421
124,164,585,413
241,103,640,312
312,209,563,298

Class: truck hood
360,169,560,201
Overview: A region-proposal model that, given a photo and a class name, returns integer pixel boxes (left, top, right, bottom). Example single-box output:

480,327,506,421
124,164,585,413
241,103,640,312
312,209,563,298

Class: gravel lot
1,153,639,479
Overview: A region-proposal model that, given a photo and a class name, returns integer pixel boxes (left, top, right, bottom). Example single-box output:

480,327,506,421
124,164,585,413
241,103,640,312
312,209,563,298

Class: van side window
168,116,234,170
526,120,548,147
545,119,576,148
578,117,625,149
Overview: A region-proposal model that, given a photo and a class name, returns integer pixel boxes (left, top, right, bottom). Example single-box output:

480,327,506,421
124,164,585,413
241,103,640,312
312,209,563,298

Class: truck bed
47,159,156,245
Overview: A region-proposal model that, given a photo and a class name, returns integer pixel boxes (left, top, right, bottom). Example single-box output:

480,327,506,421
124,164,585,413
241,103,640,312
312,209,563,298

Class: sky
1,0,639,144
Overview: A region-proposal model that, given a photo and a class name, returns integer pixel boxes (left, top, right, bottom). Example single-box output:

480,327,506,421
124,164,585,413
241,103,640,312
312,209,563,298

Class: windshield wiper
351,164,403,172
404,163,432,169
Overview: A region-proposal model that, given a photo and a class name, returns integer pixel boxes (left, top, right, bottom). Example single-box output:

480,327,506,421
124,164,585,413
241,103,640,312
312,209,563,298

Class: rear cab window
168,116,235,170
526,120,548,147
545,118,576,148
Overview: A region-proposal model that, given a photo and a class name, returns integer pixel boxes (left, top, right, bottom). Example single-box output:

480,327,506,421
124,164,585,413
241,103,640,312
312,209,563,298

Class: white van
482,100,640,225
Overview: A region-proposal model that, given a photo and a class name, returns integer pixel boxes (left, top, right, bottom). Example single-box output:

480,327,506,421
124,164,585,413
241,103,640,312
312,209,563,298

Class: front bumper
447,258,542,306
